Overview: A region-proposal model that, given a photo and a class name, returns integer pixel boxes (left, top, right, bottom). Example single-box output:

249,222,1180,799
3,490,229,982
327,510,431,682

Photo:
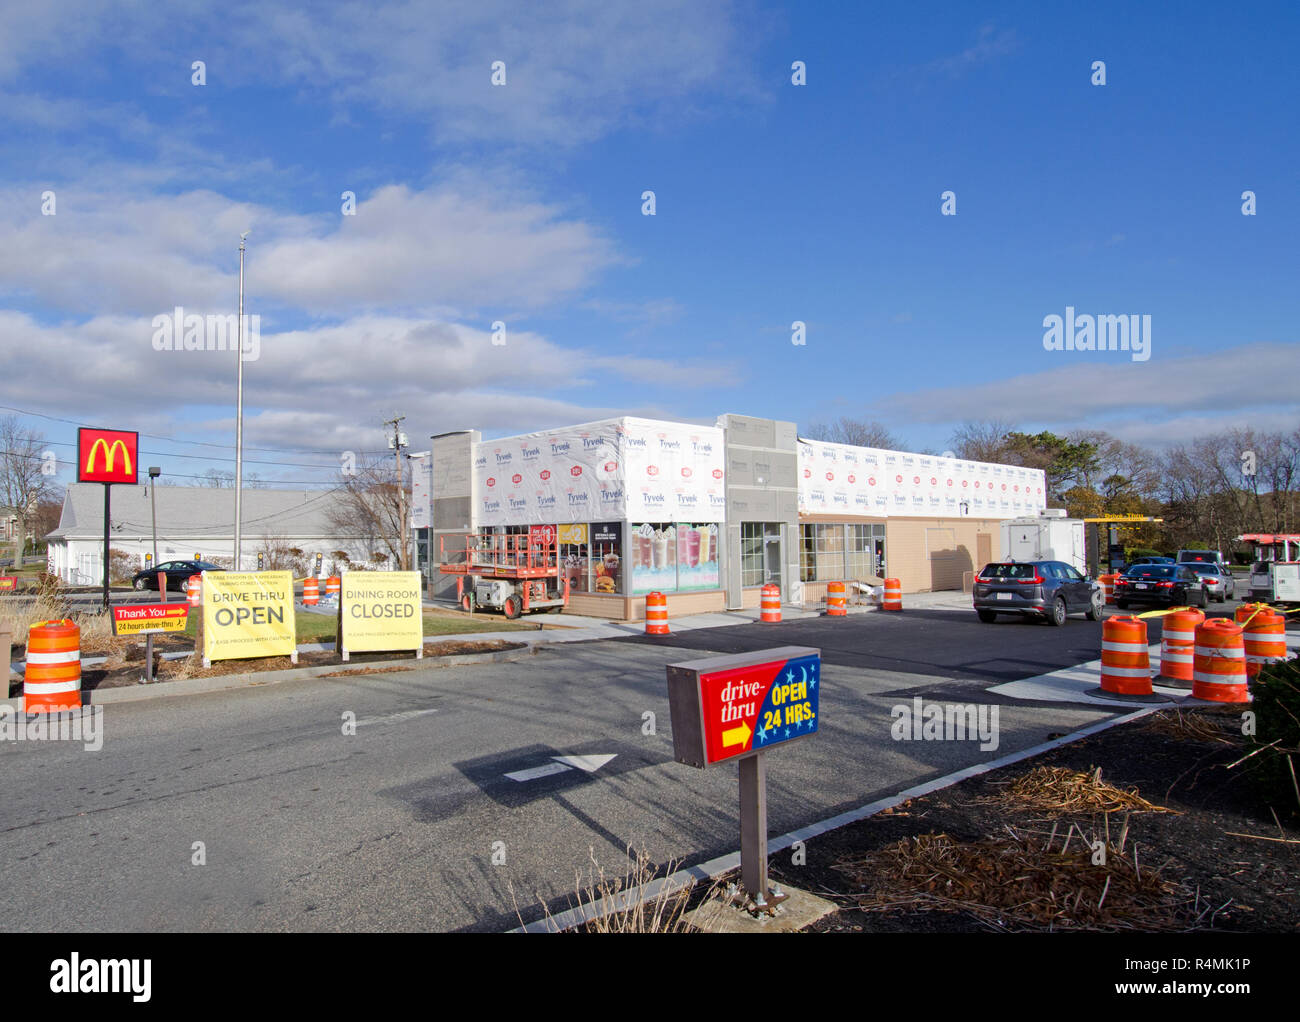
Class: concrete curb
512,705,1160,932
1,644,536,709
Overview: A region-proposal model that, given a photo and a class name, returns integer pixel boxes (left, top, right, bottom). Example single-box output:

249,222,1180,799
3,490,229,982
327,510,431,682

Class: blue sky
1,0,1296,489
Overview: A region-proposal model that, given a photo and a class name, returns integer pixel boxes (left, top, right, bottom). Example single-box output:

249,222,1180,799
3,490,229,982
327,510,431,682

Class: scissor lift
1239,533,1300,604
438,531,570,618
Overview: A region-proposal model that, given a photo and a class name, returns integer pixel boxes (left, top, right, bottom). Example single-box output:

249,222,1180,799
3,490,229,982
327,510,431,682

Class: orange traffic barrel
302,578,319,606
1242,607,1287,678
325,576,341,600
24,619,81,713
1193,618,1249,703
186,574,202,607
1099,615,1152,696
883,577,902,611
1099,574,1118,605
826,581,847,616
645,591,669,634
760,584,781,623
1155,608,1204,686
1235,602,1273,626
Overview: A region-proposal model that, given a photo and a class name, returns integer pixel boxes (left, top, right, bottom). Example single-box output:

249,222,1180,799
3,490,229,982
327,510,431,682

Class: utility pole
387,416,408,570
233,230,250,571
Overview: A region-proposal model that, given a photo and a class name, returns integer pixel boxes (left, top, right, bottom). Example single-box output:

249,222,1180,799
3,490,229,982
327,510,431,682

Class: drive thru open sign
666,645,820,914
666,646,820,768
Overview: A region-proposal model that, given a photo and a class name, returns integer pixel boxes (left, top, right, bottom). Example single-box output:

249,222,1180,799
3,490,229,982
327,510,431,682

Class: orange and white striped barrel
1242,607,1287,678
1156,608,1204,684
1099,574,1118,605
760,584,781,623
645,591,669,634
826,581,847,616
1193,618,1249,703
24,619,81,713
186,574,202,607
325,576,341,600
1234,603,1274,632
302,577,319,606
1099,615,1152,695
883,577,902,611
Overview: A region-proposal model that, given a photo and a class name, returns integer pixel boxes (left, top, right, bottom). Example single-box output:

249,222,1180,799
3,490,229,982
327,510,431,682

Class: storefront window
741,522,781,587
676,523,720,591
846,524,886,579
558,523,590,594
800,524,845,581
632,523,676,594
589,522,622,594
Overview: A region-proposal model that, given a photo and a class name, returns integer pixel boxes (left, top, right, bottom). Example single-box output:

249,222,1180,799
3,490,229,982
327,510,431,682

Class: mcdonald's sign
78,427,139,484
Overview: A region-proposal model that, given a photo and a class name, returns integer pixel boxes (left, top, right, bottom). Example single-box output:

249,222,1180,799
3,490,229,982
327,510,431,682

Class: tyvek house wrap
797,439,1047,519
473,417,726,527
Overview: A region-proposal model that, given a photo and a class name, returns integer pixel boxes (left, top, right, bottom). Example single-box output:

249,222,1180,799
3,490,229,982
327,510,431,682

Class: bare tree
948,420,1018,462
324,455,405,568
0,415,59,568
803,417,906,450
191,468,264,488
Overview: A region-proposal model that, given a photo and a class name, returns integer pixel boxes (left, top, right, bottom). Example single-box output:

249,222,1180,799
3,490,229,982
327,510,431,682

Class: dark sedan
130,560,226,592
1113,564,1208,609
973,560,1103,625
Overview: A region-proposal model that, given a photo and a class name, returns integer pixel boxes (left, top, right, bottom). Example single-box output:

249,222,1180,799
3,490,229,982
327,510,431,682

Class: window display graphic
677,522,720,591
632,522,677,594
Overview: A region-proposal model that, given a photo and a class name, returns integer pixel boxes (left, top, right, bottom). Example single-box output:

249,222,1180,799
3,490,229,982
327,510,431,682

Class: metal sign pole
102,483,111,610
738,752,769,907
144,632,154,684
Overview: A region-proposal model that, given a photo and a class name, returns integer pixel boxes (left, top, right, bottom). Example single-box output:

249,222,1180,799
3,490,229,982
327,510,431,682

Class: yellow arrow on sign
722,720,752,748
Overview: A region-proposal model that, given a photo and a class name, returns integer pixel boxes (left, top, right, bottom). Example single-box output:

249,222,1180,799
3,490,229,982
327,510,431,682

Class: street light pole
233,231,249,571
148,466,161,596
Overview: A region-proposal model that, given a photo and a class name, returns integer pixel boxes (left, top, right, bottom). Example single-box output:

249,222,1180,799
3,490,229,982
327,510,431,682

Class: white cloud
0,181,616,317
0,0,761,146
879,341,1300,444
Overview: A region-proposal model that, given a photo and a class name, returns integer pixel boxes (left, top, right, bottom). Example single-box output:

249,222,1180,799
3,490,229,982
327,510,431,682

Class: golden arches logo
85,438,133,476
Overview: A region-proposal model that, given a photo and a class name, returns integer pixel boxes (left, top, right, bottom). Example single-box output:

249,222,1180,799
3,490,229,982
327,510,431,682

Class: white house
45,484,378,584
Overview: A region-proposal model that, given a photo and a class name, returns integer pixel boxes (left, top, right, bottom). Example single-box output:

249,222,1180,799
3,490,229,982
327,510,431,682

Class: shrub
1248,657,1300,816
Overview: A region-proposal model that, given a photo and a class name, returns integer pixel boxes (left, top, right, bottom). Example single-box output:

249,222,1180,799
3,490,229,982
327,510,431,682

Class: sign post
111,603,189,683
666,645,820,914
78,427,139,610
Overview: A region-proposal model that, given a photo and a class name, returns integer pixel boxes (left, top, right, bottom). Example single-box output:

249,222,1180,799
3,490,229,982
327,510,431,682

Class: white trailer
1001,514,1088,574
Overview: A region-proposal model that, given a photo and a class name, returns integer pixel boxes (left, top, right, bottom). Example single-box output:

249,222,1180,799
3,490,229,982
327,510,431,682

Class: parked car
1176,549,1227,567
1127,556,1175,565
1184,562,1235,602
130,560,226,592
973,560,1103,626
1114,564,1208,609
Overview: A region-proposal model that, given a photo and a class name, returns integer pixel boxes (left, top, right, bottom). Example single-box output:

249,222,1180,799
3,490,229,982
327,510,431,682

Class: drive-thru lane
1,613,1131,931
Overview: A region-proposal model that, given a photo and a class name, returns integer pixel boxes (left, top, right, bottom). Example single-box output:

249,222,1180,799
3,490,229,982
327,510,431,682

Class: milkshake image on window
654,527,671,570
687,528,701,566
699,525,713,565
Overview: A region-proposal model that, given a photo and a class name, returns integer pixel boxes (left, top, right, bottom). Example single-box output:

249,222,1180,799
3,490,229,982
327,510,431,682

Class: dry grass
1144,708,1245,746
977,765,1180,816
834,827,1201,931
0,598,122,655
514,847,720,933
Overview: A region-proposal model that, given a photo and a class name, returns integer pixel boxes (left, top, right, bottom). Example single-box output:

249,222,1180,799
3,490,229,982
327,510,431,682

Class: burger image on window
593,554,619,592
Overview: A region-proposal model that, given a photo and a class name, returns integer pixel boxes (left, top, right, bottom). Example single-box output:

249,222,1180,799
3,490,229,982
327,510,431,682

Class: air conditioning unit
1041,508,1068,518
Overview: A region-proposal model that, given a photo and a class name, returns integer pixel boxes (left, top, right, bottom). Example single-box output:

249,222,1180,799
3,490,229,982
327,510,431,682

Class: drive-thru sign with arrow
667,646,820,767
666,646,821,914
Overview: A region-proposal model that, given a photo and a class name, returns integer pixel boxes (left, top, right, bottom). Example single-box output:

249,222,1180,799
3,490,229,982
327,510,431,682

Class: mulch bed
780,707,1299,932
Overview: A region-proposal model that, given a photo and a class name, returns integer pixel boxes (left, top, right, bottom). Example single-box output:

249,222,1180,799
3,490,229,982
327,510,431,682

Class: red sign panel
78,427,139,484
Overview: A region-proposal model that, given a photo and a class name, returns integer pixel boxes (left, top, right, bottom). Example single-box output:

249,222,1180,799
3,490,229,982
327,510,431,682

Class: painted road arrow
505,754,618,782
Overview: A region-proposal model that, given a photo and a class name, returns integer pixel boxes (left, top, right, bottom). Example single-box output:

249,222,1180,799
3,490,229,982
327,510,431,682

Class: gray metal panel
665,665,707,767
725,522,742,609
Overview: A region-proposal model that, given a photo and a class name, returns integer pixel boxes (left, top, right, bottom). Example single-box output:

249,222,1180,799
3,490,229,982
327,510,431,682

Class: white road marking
505,762,573,782
552,754,617,772
354,708,439,728
505,753,619,782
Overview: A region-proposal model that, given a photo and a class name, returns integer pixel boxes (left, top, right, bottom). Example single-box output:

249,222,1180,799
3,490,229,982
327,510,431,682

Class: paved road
0,609,1177,931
